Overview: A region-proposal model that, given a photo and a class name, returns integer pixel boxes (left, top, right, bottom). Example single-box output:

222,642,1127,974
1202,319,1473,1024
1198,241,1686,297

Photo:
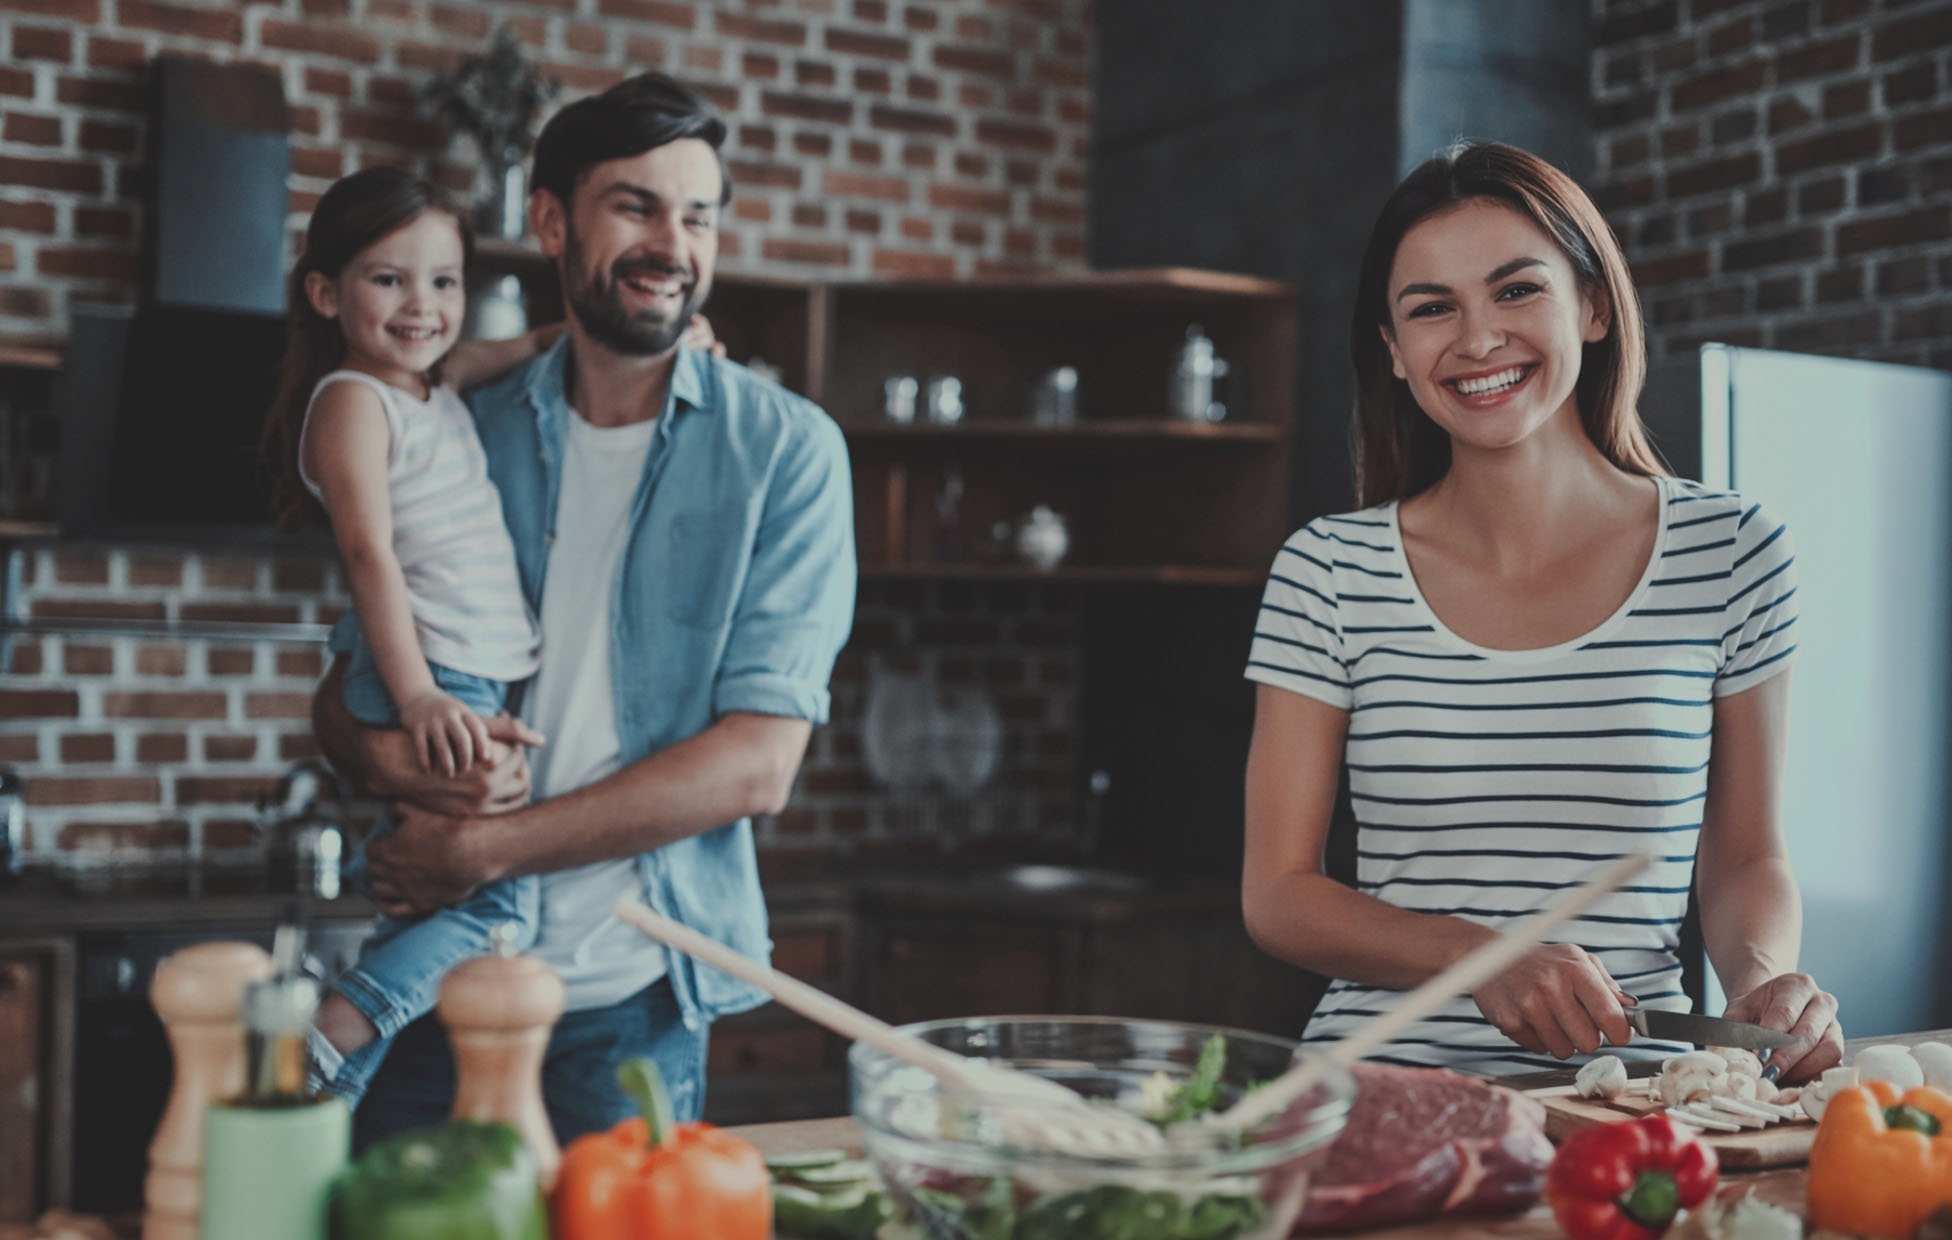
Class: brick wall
1591,0,1952,368
0,546,1080,865
0,0,1090,868
1,546,345,859
0,0,1093,347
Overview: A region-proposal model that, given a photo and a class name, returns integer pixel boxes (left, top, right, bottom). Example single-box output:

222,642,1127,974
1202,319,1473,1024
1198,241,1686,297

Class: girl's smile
306,210,466,394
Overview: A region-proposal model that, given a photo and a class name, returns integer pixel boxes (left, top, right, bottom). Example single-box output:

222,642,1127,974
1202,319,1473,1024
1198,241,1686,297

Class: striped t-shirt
1244,475,1798,1076
300,370,540,682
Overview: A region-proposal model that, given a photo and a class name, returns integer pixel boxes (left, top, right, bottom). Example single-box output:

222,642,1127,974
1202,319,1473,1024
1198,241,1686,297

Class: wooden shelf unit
480,245,1297,585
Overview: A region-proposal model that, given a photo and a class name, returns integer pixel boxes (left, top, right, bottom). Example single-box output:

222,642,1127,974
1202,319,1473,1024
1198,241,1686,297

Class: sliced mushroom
1700,1097,1769,1128
1709,1046,1765,1079
1802,1065,1861,1122
1669,1103,1745,1132
1709,1095,1797,1124
1659,1051,1729,1107
1576,1054,1630,1100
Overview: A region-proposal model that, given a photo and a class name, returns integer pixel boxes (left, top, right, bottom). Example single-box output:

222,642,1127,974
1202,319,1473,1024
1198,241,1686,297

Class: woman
1242,141,1843,1079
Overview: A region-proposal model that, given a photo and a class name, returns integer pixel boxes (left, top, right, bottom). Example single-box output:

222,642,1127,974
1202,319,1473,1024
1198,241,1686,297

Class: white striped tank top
300,370,540,681
1244,475,1799,1076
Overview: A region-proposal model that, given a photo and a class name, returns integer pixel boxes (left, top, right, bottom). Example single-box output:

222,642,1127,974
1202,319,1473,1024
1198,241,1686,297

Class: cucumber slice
765,1147,853,1173
786,1158,877,1186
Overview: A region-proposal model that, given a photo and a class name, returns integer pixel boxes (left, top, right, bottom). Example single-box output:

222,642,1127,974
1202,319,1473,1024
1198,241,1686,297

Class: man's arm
370,405,855,915
311,654,540,818
366,712,808,914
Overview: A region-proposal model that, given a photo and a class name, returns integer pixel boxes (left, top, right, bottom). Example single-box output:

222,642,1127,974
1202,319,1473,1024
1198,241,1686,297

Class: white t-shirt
525,410,668,1010
1245,476,1800,1076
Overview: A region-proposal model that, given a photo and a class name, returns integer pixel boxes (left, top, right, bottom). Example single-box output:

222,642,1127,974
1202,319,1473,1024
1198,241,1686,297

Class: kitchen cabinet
0,936,73,1222
473,242,1295,583
703,892,858,1127
855,879,1316,1040
0,890,375,1215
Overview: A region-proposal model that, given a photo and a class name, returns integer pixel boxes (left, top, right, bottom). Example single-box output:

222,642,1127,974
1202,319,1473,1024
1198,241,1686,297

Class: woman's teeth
1452,366,1529,396
388,325,440,342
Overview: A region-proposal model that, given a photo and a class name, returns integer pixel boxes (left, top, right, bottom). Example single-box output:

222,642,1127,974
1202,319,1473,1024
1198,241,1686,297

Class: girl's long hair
1349,140,1664,507
261,166,471,528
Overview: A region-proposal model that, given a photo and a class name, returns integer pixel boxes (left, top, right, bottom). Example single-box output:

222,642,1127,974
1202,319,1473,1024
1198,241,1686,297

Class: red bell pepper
551,1058,771,1240
1546,1113,1719,1240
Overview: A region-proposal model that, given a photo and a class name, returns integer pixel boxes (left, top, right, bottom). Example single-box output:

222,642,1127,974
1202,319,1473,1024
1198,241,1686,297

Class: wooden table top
728,1029,1952,1238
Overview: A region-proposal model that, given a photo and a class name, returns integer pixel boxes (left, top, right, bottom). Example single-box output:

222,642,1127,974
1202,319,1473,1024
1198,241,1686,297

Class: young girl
263,166,553,1102
1241,141,1843,1081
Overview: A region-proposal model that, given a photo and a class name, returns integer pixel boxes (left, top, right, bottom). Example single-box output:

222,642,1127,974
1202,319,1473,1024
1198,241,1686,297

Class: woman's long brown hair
260,166,471,528
1349,141,1664,507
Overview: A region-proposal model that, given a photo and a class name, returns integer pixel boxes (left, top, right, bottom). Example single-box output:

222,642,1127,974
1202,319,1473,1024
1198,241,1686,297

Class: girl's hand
1722,972,1843,1082
683,313,728,358
398,689,492,777
1472,943,1636,1059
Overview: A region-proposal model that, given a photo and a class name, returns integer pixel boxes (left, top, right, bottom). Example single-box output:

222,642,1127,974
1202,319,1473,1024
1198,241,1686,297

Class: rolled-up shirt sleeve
713,413,857,723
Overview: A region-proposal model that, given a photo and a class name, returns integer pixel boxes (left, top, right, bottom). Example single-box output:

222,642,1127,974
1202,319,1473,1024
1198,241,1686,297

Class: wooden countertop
724,1119,1806,1239
729,1030,1952,1238
20,1032,1949,1240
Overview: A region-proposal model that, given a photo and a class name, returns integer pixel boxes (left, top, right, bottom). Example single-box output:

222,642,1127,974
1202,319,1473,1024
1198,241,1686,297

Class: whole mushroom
1909,1042,1952,1092
1854,1044,1926,1091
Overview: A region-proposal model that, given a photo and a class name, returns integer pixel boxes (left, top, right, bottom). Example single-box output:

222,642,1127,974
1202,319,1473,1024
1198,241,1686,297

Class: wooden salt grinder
437,925,566,1188
143,941,274,1240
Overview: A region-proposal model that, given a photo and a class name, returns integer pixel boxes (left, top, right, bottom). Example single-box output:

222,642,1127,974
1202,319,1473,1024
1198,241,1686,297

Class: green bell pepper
329,1119,548,1240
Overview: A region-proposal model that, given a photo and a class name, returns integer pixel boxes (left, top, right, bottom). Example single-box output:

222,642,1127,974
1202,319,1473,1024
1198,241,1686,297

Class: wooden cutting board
1529,1083,1815,1169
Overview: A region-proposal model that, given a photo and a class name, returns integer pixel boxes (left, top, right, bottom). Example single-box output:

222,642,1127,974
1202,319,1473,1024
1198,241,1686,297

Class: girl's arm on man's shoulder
443,322,565,391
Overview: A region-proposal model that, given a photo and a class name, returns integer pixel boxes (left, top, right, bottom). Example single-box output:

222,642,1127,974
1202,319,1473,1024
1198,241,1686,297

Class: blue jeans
329,637,538,1104
350,977,708,1153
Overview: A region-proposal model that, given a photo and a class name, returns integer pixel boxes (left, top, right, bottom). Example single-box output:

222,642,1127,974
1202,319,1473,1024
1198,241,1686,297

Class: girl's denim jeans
327,638,537,1104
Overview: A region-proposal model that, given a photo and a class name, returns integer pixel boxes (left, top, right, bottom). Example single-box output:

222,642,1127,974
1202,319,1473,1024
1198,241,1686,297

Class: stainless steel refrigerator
1641,344,1952,1036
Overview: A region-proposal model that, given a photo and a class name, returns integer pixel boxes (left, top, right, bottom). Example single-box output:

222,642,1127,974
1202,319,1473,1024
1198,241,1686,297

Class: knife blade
1625,1007,1794,1051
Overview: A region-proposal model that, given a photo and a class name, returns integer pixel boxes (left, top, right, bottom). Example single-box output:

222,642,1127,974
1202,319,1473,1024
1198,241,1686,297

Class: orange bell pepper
551,1059,771,1240
1807,1079,1952,1239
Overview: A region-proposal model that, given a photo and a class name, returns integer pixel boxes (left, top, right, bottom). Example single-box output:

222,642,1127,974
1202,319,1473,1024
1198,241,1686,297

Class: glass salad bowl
849,1016,1355,1240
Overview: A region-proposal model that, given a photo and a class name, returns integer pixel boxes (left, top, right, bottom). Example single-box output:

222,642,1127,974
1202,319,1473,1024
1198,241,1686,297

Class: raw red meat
1294,1062,1553,1233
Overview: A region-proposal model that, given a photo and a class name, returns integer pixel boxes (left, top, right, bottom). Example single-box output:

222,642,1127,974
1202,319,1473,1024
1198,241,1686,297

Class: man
311,72,856,1146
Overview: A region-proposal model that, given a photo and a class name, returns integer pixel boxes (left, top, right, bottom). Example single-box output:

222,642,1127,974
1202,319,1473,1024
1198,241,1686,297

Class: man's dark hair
531,73,732,209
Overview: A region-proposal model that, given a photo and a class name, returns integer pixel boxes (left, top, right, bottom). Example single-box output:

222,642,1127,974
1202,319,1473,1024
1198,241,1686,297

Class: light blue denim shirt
336,337,856,1026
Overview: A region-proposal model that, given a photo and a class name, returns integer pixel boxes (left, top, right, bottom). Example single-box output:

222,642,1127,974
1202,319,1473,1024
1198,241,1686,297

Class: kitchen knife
1625,1007,1794,1051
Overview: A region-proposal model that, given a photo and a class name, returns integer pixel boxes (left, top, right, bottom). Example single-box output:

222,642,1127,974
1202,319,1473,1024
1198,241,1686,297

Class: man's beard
561,224,711,357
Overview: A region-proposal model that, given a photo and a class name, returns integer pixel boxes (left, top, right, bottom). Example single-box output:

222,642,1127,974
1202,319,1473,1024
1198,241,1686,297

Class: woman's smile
1443,362,1539,408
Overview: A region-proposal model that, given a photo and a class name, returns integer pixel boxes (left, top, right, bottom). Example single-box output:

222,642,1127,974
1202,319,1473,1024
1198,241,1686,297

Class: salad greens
1153,1035,1231,1129
1015,1185,1267,1240
910,1179,1268,1240
863,1035,1283,1240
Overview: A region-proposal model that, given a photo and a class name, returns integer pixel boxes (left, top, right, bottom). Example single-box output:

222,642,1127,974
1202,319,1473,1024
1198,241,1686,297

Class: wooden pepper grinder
437,923,565,1187
142,940,273,1240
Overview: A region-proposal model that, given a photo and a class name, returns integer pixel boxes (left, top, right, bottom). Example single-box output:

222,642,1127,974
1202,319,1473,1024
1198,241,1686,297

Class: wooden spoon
613,898,1167,1155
